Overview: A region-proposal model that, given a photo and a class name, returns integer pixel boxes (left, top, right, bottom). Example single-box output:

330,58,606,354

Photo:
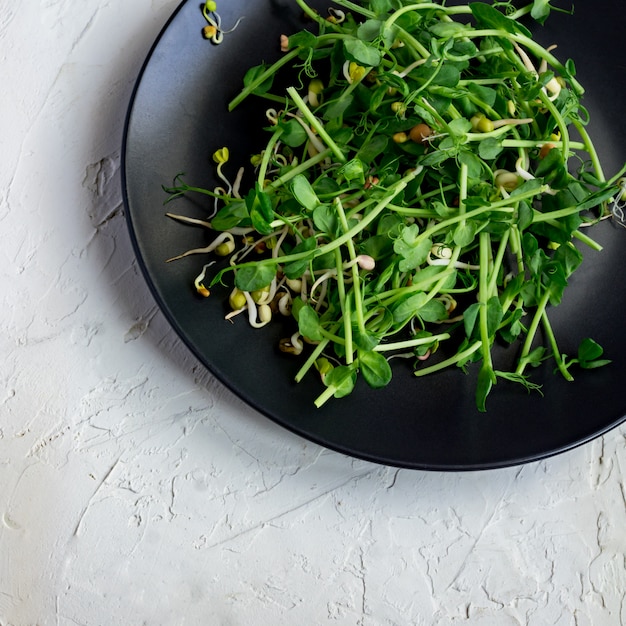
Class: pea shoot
165,0,626,411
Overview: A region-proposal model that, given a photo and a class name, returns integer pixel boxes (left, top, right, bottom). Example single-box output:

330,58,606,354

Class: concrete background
1,1,625,624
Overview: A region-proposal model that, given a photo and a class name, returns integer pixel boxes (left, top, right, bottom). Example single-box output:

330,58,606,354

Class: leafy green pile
166,0,625,410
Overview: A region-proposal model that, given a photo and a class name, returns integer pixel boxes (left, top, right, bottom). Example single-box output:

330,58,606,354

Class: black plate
122,0,626,470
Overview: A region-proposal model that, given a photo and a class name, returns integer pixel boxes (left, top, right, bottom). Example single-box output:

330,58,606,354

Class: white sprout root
165,231,235,263
610,179,626,228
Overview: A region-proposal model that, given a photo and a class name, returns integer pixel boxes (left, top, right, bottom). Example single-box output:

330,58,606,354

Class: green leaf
469,3,531,36
530,0,553,25
526,346,547,368
290,174,320,212
448,117,473,137
464,302,480,339
357,19,383,42
478,137,503,160
453,219,477,247
392,292,427,325
324,365,357,399
343,39,381,67
356,134,388,164
418,299,448,323
283,237,317,279
234,264,276,292
467,83,497,108
498,308,524,343
577,338,611,369
393,224,431,272
577,185,622,212
211,200,248,231
287,30,318,50
243,64,275,96
551,242,582,282
323,94,354,121
359,350,392,389
298,305,324,341
353,328,380,352
458,150,483,179
278,118,308,147
246,185,275,235
429,21,469,38
369,0,393,16
516,201,533,231
535,145,562,178
475,364,495,412
337,158,366,186
485,296,504,337
312,204,338,235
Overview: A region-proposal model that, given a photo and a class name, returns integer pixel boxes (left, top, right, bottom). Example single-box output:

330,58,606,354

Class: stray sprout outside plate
122,0,626,470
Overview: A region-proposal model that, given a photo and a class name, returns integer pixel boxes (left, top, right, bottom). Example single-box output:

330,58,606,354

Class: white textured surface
1,2,625,625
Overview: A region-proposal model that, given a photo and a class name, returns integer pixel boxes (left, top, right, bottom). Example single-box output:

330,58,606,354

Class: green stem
572,120,606,184
487,229,510,296
541,310,574,381
267,148,333,190
212,169,421,286
286,87,347,163
450,29,584,95
516,287,551,375
328,0,376,18
536,90,569,160
501,139,586,151
365,268,455,309
257,128,283,187
414,341,482,377
407,204,516,244
478,231,495,370
374,332,451,353
294,338,330,383
334,197,366,334
229,48,301,110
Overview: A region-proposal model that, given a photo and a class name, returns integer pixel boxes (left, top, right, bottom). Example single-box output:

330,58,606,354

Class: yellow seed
392,132,409,144
203,25,218,39
258,304,272,323
196,284,210,298
495,171,520,191
286,278,302,292
471,114,494,133
215,240,235,256
308,78,324,95
229,288,246,310
252,286,270,303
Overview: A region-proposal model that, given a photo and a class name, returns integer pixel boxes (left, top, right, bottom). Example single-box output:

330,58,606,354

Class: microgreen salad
165,0,626,411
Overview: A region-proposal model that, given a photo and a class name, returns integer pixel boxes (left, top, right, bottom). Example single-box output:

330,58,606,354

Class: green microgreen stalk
334,197,366,334
286,87,347,163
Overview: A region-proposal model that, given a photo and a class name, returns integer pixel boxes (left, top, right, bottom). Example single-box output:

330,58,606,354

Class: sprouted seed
164,0,626,411
201,1,245,44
